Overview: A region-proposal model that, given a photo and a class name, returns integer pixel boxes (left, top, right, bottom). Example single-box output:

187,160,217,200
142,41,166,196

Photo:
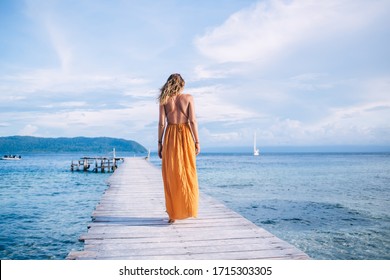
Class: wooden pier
67,158,310,260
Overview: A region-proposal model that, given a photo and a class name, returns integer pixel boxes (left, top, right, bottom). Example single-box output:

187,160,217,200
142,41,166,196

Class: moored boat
1,155,22,160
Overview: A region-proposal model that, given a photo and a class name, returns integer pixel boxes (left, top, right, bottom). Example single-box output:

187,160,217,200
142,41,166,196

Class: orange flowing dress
159,94,199,220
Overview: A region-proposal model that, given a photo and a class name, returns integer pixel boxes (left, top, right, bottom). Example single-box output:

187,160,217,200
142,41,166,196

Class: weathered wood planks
67,157,310,260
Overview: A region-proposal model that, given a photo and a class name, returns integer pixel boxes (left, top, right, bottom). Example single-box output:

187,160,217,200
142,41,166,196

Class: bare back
162,94,195,124
158,93,199,144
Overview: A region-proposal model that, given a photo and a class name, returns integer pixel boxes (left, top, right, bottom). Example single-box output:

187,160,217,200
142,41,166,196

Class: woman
158,73,200,224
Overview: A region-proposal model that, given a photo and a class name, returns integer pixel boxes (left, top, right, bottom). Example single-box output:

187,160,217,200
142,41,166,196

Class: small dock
71,157,124,172
67,158,310,260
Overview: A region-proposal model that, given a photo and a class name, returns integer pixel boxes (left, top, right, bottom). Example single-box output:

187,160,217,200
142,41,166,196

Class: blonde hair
158,73,185,105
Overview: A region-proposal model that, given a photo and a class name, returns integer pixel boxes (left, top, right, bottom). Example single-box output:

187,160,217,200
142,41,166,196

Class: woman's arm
158,104,166,159
188,95,200,155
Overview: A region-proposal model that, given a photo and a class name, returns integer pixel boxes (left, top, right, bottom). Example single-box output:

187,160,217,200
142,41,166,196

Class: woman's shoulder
181,93,194,101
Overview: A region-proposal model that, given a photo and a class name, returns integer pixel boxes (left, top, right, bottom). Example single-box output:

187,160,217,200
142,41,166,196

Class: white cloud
1,0,389,149
0,94,26,102
19,124,39,136
262,101,390,145
288,73,334,91
40,101,87,109
195,0,389,65
23,0,185,75
0,71,148,96
45,19,73,72
187,85,261,124
192,64,241,80
200,128,243,143
23,99,156,135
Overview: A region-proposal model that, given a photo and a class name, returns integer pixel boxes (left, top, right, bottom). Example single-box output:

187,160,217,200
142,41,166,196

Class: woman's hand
195,142,200,155
158,143,163,159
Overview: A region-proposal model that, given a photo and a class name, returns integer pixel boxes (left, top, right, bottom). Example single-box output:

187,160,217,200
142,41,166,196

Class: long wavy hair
158,73,185,105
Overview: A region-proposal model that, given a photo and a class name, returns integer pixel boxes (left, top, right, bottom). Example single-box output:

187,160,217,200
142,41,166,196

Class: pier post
113,158,116,171
83,158,89,171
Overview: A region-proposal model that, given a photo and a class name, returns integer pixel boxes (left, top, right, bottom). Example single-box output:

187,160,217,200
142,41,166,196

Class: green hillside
0,136,147,154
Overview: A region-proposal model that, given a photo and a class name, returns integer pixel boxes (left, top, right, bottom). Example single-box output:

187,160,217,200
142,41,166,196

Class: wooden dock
67,158,310,260
71,157,124,172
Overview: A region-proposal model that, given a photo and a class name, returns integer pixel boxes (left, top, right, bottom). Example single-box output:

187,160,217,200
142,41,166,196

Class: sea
0,151,389,260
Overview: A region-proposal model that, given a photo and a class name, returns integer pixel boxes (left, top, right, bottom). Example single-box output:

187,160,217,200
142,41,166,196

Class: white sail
254,133,260,156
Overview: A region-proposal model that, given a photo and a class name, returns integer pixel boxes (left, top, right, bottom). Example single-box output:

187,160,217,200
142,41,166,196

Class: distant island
0,136,148,154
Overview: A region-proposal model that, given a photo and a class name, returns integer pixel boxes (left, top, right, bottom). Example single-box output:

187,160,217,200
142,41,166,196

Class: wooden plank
67,157,310,260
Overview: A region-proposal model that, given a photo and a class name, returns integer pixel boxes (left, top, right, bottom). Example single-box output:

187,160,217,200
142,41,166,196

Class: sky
1,0,390,151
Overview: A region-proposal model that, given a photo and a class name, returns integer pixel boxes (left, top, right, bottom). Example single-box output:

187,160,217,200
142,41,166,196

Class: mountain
0,136,147,154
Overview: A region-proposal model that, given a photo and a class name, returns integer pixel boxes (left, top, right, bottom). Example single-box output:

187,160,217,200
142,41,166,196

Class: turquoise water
0,153,111,259
151,152,390,260
1,152,389,259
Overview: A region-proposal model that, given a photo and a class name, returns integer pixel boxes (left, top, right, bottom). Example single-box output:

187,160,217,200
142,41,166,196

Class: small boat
1,155,22,160
254,133,260,156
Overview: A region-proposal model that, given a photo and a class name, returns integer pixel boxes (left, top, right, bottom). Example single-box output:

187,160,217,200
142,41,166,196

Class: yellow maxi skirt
162,123,199,220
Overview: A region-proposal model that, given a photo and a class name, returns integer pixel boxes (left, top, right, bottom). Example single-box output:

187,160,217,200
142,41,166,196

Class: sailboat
253,133,260,156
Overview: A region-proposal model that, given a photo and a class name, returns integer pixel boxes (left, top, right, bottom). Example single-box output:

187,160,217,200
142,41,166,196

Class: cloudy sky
1,0,389,150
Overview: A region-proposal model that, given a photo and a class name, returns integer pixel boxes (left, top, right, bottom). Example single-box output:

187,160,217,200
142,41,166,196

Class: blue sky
1,0,390,150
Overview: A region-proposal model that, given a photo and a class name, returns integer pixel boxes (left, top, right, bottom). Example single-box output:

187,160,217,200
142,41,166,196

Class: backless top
158,93,199,143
